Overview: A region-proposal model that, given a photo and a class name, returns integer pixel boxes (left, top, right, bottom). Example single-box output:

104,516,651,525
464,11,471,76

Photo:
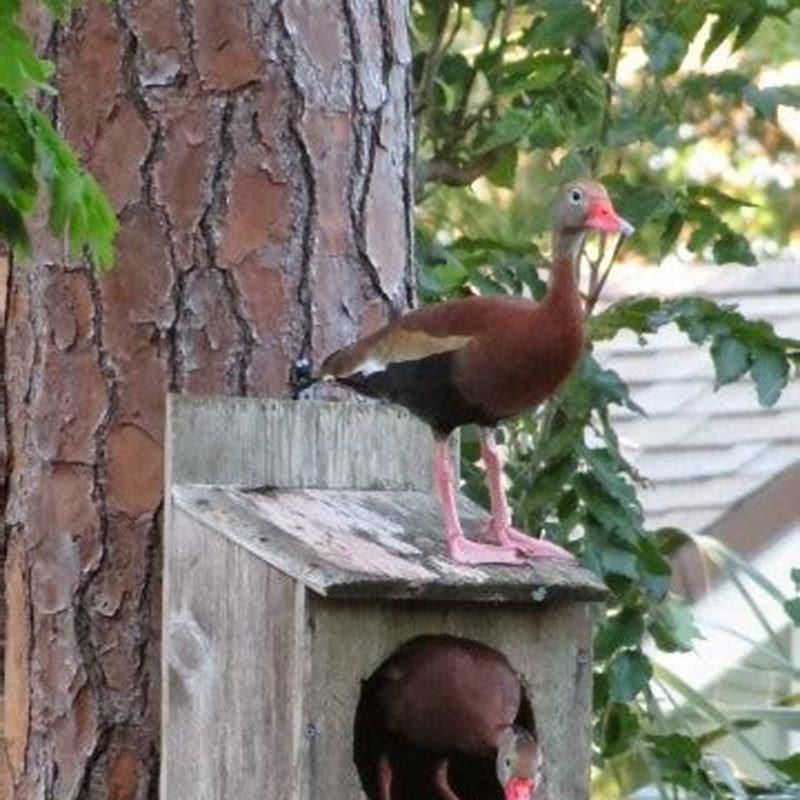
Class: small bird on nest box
354,635,541,800
314,181,633,565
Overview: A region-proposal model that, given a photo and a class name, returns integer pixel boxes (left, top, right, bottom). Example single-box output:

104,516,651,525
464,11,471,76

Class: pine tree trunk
2,0,413,795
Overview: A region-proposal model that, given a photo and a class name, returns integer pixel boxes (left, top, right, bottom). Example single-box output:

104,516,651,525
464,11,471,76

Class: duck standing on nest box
317,181,633,565
355,635,540,800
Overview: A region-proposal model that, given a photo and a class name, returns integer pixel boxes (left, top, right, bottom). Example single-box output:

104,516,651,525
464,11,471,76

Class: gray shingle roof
595,258,800,533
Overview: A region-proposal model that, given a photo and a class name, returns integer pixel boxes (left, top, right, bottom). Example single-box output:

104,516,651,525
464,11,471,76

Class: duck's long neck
545,229,584,314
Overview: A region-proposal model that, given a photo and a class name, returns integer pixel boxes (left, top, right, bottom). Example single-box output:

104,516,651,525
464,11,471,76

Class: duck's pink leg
378,755,392,800
479,429,573,560
434,438,526,565
433,759,461,800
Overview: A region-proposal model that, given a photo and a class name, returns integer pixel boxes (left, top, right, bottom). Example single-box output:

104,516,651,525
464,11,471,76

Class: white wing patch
355,357,388,376
322,329,473,379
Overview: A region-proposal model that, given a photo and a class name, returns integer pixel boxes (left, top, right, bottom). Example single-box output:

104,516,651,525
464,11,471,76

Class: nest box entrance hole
353,635,536,800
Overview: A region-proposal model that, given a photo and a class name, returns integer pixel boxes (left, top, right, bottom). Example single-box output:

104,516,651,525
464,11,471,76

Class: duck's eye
505,758,513,768
570,189,583,204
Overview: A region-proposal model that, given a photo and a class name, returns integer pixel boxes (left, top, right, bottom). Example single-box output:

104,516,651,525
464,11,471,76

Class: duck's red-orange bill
586,199,635,236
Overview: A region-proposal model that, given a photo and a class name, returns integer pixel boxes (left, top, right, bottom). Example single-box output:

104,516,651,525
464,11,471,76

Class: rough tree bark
2,0,414,795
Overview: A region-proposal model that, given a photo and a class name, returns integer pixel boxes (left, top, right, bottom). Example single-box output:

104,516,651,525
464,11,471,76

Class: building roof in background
595,258,800,536
601,258,800,700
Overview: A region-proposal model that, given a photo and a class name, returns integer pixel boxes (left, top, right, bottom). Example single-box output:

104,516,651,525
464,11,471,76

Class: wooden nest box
162,397,606,800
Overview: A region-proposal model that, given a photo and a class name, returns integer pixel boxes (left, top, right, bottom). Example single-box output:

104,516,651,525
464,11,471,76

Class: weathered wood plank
167,395,453,491
172,485,607,602
306,599,594,800
163,508,302,800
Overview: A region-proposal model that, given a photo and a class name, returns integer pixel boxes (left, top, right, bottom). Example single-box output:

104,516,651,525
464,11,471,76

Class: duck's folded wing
320,323,472,378
318,295,532,378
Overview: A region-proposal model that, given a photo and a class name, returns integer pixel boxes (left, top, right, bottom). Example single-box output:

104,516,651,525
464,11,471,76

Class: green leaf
0,193,29,251
485,147,517,189
601,702,640,758
596,608,645,660
711,336,750,386
576,473,639,541
0,0,23,19
649,598,699,652
590,297,662,341
687,184,755,211
647,733,701,763
496,54,570,95
608,651,652,702
0,95,36,212
784,597,800,626
582,356,645,415
681,70,750,100
470,0,496,29
0,18,55,101
584,539,639,581
702,13,739,61
751,349,789,407
474,109,531,154
645,30,687,75
770,753,800,781
523,0,595,50
745,84,800,121
792,568,800,589
733,8,765,52
712,229,756,266
27,108,118,269
526,107,566,149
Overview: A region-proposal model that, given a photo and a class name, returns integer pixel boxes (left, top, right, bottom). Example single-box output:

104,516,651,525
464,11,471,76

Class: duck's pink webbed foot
434,438,528,566
479,428,574,562
449,535,528,566
486,521,574,561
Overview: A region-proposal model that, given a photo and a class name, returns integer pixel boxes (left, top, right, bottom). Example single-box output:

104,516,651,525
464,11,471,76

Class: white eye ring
570,189,583,204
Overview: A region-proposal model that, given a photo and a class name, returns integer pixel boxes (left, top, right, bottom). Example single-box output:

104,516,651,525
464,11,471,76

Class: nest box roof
172,484,607,603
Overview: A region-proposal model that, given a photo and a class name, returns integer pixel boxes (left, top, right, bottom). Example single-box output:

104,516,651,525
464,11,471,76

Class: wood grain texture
163,509,301,800
167,395,453,491
172,487,607,602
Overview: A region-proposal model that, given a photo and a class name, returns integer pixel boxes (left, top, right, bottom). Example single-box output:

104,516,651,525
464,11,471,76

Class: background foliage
0,0,116,267
411,0,800,797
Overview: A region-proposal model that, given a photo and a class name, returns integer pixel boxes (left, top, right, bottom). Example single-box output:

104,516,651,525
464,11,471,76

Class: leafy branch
0,0,117,267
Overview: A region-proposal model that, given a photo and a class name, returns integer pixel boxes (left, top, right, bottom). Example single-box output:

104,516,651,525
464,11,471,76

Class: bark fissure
197,93,259,394
1,247,13,538
340,0,395,315
273,4,318,365
80,260,121,776
401,65,416,306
